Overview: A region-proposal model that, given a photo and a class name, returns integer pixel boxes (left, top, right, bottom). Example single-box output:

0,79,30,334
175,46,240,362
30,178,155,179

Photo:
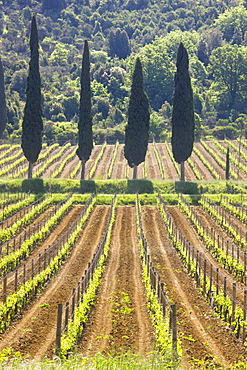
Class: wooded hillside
1,0,247,144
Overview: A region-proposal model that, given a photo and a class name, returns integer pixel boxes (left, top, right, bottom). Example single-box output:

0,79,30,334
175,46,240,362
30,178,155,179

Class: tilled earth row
0,204,246,368
0,205,110,359
141,206,246,368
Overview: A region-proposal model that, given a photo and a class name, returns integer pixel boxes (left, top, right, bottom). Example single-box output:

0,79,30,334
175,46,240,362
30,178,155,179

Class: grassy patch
1,178,247,195
0,352,180,369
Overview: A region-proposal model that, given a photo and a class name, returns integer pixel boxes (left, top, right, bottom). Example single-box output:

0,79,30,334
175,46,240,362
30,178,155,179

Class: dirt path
58,147,78,179
78,206,155,356
145,145,162,180
156,143,179,180
92,145,114,180
209,141,247,181
0,206,110,359
42,146,74,178
194,142,225,179
142,206,246,368
190,206,247,301
191,150,215,180
111,144,127,179
83,145,102,180
1,206,84,300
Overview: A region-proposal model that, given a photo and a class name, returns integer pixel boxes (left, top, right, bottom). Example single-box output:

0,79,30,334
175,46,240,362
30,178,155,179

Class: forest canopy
1,0,247,144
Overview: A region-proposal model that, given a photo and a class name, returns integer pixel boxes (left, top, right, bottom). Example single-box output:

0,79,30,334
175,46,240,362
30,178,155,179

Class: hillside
1,0,247,144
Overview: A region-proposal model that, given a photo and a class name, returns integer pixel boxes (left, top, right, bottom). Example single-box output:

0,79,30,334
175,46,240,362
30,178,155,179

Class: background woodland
2,0,247,144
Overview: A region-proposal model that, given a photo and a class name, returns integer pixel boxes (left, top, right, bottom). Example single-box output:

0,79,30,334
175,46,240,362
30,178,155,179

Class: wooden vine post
171,304,178,361
56,303,63,357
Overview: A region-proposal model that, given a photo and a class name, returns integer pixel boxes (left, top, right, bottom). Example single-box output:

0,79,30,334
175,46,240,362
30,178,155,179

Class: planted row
158,194,247,344
0,194,95,333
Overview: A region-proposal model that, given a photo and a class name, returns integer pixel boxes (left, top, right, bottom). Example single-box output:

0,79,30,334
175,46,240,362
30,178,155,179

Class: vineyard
0,140,247,369
1,139,247,181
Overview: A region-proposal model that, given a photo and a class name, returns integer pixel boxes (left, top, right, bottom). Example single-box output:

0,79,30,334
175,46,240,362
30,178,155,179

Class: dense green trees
109,28,131,59
76,40,93,180
124,57,150,179
21,15,43,179
208,44,247,115
2,0,247,144
171,43,194,181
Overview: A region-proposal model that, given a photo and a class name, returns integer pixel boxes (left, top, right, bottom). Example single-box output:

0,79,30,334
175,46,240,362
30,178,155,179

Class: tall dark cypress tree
171,42,194,181
21,15,43,179
124,57,150,179
226,146,230,180
76,40,93,180
0,58,7,139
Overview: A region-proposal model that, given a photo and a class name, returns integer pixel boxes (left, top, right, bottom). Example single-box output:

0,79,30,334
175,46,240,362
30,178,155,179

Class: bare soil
78,206,155,356
111,144,127,179
92,144,114,180
142,206,246,368
0,206,110,359
194,142,225,180
1,206,84,300
156,143,179,180
145,145,163,180
190,151,214,180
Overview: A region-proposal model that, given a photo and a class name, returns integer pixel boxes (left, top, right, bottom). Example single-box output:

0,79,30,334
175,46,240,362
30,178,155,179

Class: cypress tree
226,146,230,180
171,42,194,181
124,57,150,179
0,58,7,139
21,15,43,179
76,40,93,180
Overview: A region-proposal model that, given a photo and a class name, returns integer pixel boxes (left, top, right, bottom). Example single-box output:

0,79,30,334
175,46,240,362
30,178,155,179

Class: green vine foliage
60,195,117,357
0,195,96,333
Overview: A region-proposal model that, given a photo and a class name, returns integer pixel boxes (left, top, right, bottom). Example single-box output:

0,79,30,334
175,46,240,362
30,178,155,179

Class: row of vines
0,191,246,366
1,139,247,181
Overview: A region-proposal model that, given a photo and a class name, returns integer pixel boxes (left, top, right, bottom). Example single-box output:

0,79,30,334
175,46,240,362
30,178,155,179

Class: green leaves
0,195,96,333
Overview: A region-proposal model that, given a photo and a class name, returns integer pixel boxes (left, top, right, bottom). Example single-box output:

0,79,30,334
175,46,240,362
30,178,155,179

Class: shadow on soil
22,178,45,193
175,181,199,194
127,179,154,194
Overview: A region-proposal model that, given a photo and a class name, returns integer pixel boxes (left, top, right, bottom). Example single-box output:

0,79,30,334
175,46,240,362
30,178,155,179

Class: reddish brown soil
84,145,102,180
6,140,247,181
36,146,61,178
156,143,179,180
1,206,84,300
111,144,127,179
92,144,114,180
58,149,78,179
190,151,214,180
78,206,155,355
142,206,246,368
0,206,110,359
46,146,75,179
194,142,225,180
208,141,246,181
145,145,162,180
168,206,246,306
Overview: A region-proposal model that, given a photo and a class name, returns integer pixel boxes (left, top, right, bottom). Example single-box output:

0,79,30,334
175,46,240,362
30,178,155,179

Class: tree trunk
180,161,185,181
81,158,86,180
133,164,137,179
28,161,33,179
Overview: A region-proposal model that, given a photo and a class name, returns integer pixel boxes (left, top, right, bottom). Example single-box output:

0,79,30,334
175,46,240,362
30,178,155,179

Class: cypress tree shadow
175,181,199,195
22,178,44,194
80,180,96,194
127,179,154,194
